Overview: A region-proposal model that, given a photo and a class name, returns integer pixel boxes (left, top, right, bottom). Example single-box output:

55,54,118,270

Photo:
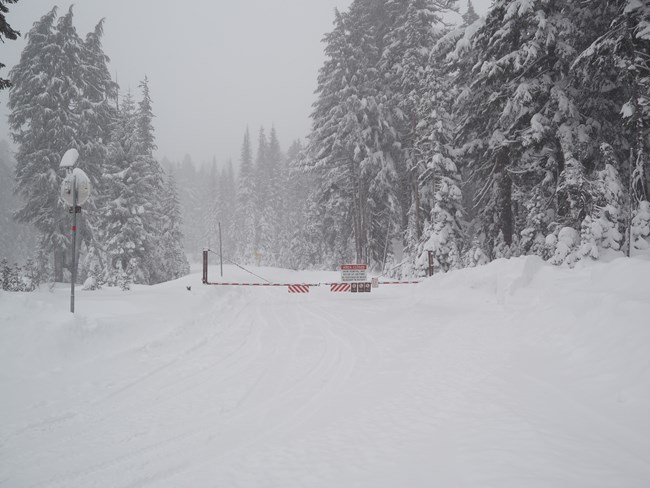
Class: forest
1,0,649,288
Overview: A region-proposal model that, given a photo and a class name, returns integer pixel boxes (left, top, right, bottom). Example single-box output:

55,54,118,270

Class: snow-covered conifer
462,0,479,26
9,7,72,281
159,170,190,280
236,128,257,263
1,257,10,290
632,201,650,250
0,0,20,92
550,226,579,267
309,4,400,266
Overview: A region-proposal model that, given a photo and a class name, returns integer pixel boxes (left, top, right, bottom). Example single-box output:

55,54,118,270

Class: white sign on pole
61,168,92,207
340,264,368,282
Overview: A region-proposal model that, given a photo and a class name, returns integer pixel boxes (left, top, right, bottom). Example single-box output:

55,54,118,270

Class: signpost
340,264,372,294
59,149,91,314
340,264,368,282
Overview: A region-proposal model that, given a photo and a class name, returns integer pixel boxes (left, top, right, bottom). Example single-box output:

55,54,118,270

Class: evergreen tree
381,0,450,263
571,0,650,250
100,92,144,284
253,126,271,264
210,160,237,261
519,188,549,257
0,0,20,92
450,0,588,259
159,170,190,280
9,7,78,282
10,7,117,282
22,257,37,291
8,262,23,291
221,161,237,257
175,154,202,258
631,201,650,250
0,142,36,262
203,157,220,249
308,4,400,266
251,126,286,266
135,77,166,283
75,19,118,278
1,257,10,290
78,19,118,188
462,0,479,26
236,128,257,263
283,141,320,269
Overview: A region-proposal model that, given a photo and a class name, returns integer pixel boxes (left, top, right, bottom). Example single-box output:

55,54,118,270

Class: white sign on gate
340,264,368,282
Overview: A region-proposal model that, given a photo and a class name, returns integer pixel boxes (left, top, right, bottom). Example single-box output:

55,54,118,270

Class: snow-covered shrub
578,215,602,260
597,204,623,251
82,276,99,291
1,258,10,291
463,237,489,268
557,155,591,229
549,227,579,267
520,189,548,257
0,258,37,292
493,231,512,259
593,151,624,252
632,201,650,250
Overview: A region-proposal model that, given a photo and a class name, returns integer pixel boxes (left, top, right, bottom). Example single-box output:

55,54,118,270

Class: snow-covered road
2,256,650,487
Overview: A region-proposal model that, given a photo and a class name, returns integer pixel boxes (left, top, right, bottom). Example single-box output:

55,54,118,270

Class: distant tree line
5,6,189,289
166,127,310,270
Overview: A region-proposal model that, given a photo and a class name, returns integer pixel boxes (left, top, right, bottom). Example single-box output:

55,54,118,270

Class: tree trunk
497,148,513,246
54,249,64,282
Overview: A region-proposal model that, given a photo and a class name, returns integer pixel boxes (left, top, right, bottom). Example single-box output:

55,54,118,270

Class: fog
1,0,491,166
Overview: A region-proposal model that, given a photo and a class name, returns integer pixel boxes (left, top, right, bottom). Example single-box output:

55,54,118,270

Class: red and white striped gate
330,283,351,292
287,284,310,293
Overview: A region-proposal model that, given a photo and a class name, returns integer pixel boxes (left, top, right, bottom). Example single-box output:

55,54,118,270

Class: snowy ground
1,255,650,487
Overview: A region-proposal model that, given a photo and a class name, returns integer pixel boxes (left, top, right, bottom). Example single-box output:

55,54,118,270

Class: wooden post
202,248,209,284
219,222,223,277
428,250,434,277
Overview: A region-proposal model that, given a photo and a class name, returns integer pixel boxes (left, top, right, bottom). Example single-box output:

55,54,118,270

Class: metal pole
70,174,77,313
219,222,223,277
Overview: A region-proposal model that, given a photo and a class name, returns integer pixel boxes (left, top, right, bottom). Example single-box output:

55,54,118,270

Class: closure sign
340,264,368,282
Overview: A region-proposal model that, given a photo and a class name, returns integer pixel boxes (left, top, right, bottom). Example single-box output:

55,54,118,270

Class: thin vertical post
202,248,208,284
70,174,77,313
428,250,434,277
627,148,634,257
381,224,390,275
219,222,223,277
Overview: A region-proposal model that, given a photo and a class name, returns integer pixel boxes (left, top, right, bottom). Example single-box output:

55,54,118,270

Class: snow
58,148,79,168
1,256,650,487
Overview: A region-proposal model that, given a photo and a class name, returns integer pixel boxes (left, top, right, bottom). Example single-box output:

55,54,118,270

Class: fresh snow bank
1,256,649,487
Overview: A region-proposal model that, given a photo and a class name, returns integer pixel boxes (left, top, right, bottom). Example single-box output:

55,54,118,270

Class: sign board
371,277,379,289
340,264,368,282
351,283,358,293
61,168,91,207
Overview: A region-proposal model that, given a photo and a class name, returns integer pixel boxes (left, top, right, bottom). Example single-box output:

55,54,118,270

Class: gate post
202,248,209,284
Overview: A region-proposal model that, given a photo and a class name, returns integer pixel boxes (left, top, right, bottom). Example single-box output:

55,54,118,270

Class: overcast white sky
0,0,491,167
